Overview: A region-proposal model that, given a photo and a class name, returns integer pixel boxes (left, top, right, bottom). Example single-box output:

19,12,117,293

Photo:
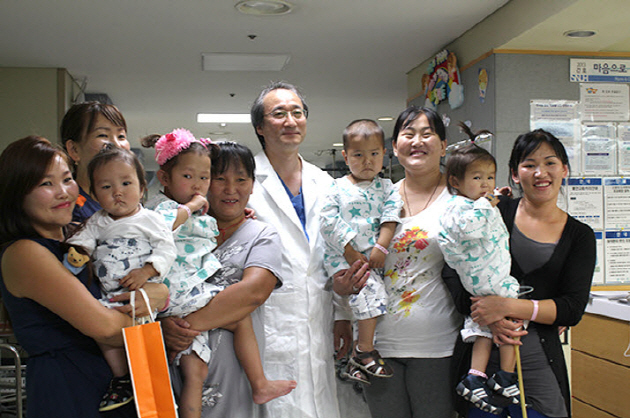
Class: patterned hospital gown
438,195,519,341
320,176,402,320
146,193,223,362
67,207,176,306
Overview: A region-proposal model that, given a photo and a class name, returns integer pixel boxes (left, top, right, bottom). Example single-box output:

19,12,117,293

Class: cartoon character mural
422,49,464,109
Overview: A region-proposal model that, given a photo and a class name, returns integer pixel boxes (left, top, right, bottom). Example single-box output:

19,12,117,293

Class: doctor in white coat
248,82,370,418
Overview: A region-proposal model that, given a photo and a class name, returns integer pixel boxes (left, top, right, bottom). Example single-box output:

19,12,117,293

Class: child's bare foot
252,379,297,404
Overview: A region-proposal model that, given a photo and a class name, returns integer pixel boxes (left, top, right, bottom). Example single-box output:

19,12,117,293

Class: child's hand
343,244,367,266
495,186,512,198
244,207,257,219
483,192,499,207
369,247,385,269
187,194,209,215
119,264,157,290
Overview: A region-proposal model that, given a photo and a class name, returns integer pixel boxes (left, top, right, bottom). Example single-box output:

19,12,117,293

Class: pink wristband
468,368,488,379
374,243,389,255
531,300,539,322
178,204,192,218
159,293,170,313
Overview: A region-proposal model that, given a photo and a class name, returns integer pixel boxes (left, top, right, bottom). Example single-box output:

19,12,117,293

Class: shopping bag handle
130,288,155,324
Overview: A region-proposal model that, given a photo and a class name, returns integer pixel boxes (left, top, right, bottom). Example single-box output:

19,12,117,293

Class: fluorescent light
333,143,344,147
197,114,251,124
202,53,291,72
235,0,293,15
378,116,394,121
563,30,596,38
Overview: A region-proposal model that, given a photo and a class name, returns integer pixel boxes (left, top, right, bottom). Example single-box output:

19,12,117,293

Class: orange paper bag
123,290,178,418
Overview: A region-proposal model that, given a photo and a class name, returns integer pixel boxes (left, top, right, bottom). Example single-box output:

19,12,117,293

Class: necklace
217,217,246,243
403,173,442,216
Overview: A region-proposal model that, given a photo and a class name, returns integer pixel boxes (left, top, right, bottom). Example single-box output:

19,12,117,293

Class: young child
67,147,177,412
437,143,521,414
143,129,295,418
320,119,402,384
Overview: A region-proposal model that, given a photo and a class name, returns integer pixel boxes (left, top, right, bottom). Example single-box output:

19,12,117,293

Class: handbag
123,289,178,418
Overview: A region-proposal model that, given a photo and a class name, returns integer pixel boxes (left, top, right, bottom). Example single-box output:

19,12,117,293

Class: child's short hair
343,119,385,150
88,146,147,196
446,144,497,195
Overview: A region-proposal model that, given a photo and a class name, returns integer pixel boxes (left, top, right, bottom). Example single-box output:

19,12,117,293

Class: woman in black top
446,130,595,418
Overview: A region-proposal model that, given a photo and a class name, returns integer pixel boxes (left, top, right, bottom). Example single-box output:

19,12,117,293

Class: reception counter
571,291,630,418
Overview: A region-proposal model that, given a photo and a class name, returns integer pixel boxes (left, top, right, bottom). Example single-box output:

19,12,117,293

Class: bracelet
531,300,539,322
178,204,192,218
159,293,170,313
468,368,488,379
374,243,389,255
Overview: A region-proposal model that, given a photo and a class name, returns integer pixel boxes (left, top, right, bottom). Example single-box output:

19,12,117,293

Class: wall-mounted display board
531,78,630,285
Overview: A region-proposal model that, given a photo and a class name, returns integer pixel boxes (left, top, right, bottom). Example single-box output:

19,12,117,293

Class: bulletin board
531,58,630,285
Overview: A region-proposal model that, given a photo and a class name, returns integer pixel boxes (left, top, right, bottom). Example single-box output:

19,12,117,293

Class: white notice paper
566,178,603,230
580,83,630,122
604,177,630,230
604,231,630,283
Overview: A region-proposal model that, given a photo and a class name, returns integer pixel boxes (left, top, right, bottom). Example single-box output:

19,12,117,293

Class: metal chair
0,301,24,418
0,342,23,418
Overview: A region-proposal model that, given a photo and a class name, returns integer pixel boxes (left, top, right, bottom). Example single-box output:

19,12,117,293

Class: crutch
514,285,533,418
514,343,527,418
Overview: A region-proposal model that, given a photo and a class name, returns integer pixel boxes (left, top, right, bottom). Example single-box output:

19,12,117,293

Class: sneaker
99,374,134,412
487,370,520,405
456,374,503,415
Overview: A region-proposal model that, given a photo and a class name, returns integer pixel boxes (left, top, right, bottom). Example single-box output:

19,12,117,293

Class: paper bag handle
130,288,155,324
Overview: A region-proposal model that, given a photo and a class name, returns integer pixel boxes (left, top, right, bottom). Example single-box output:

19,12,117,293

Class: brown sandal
341,362,371,385
349,348,393,378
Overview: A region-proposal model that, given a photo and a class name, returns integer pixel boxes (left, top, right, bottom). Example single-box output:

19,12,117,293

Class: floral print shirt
375,187,462,358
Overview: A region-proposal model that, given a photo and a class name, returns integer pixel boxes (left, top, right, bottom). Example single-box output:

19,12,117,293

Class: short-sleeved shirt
375,187,462,358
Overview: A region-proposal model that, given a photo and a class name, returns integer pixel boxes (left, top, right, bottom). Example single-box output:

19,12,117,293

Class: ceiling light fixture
202,53,291,71
378,117,394,121
197,114,251,124
563,30,597,38
333,143,344,147
235,0,293,16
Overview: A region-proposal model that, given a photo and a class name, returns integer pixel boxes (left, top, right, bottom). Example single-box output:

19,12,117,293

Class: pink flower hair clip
155,128,198,166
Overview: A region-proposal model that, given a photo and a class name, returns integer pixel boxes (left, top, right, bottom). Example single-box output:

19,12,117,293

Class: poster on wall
604,231,630,283
530,100,581,174
570,58,630,83
580,83,630,122
603,177,630,230
616,123,630,175
582,123,616,175
565,177,604,230
593,231,605,284
420,49,463,110
478,69,488,103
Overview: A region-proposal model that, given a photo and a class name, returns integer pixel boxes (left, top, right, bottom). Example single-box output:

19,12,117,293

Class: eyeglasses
265,108,308,120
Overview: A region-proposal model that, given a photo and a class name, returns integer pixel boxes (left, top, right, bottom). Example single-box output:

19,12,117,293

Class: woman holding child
447,129,596,418
161,141,287,417
362,106,462,418
0,136,168,418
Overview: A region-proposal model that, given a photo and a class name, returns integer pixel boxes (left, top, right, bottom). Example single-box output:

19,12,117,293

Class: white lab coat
249,151,340,418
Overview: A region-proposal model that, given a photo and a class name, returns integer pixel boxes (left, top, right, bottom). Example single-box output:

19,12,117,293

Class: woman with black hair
447,130,596,418
362,107,463,418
